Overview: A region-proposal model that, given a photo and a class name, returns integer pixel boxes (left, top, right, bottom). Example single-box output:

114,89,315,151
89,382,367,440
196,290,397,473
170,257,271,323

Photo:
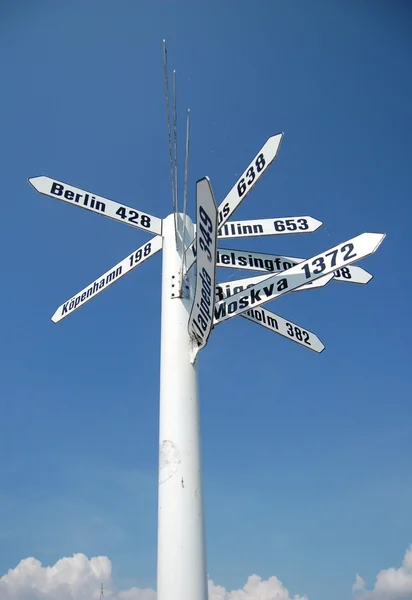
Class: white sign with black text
244,308,324,353
29,176,163,235
218,216,322,239
188,177,218,362
215,276,324,352
214,232,385,324
216,272,334,305
52,236,163,323
217,134,284,228
215,247,373,284
184,133,284,273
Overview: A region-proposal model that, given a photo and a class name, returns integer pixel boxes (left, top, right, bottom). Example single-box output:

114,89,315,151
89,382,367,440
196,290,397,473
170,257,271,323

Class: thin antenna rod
180,108,191,284
172,70,179,238
163,40,178,247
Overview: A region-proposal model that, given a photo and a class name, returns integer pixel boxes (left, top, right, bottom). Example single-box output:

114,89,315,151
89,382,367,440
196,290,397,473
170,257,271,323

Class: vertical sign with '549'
188,177,218,363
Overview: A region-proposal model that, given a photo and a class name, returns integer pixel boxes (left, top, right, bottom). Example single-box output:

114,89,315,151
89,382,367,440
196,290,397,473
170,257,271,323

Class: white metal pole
157,213,208,600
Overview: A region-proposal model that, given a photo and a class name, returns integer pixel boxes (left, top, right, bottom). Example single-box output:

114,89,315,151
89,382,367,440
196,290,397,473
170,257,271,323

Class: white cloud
353,545,412,599
353,574,366,592
0,553,307,600
208,574,308,599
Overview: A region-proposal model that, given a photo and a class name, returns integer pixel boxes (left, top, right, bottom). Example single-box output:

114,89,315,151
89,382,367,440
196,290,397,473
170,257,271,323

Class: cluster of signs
29,132,385,360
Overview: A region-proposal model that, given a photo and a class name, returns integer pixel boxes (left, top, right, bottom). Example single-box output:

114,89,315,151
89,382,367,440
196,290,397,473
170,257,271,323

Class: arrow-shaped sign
51,236,163,323
216,133,284,228
215,247,372,284
184,133,284,272
243,307,324,353
29,176,163,235
216,272,334,302
214,232,385,324
188,177,218,363
215,277,325,352
218,216,322,239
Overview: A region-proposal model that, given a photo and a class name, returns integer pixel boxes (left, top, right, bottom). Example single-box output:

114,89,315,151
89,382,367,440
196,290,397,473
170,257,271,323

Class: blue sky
1,2,411,599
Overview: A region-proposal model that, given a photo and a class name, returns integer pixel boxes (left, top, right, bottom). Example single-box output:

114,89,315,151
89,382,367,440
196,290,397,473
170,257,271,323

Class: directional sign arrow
214,232,385,325
243,307,324,353
217,133,284,228
215,276,325,352
184,133,284,272
216,272,334,302
51,236,163,323
188,177,218,363
216,247,373,285
218,216,322,239
29,176,163,235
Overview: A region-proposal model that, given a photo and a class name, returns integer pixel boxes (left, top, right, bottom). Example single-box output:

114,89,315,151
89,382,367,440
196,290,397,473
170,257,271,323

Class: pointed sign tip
368,232,386,253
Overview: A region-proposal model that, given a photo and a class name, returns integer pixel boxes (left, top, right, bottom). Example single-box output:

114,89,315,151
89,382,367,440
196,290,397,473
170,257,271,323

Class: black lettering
200,286,210,305
200,267,211,286
215,286,224,302
199,297,211,320
263,259,275,271
253,224,263,234
64,190,74,200
192,318,204,338
50,182,64,196
238,256,247,266
197,313,207,331
250,288,261,303
228,301,237,314
106,269,117,284
220,254,230,265
276,278,288,291
218,203,230,225
239,296,249,309
214,303,227,320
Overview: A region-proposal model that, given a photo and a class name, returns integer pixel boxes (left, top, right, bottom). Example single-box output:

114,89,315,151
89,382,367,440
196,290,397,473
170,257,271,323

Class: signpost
29,41,386,600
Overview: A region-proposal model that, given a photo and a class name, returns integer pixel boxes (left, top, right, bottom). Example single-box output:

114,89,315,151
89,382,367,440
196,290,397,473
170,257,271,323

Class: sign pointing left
51,235,163,323
29,176,163,236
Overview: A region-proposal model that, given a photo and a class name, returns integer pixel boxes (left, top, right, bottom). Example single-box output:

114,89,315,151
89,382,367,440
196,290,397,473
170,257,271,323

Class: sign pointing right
214,232,385,325
184,133,284,273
